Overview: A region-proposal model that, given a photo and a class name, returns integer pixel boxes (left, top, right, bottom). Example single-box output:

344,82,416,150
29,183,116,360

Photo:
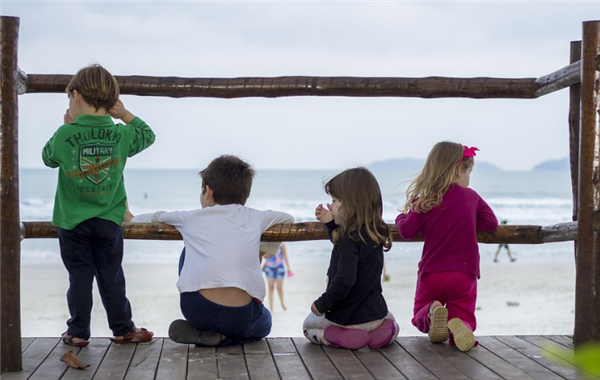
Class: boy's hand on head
64,109,73,124
315,203,333,224
108,99,135,124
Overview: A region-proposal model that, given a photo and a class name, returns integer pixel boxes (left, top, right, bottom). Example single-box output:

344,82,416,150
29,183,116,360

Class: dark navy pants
58,218,135,339
178,248,272,346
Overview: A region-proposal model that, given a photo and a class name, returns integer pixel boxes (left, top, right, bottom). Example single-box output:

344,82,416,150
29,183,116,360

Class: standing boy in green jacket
42,64,156,346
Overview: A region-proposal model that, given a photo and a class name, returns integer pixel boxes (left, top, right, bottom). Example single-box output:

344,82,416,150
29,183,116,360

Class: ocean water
20,167,575,265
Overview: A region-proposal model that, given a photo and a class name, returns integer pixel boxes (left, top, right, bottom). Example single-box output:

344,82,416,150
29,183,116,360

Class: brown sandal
110,327,154,344
61,331,89,347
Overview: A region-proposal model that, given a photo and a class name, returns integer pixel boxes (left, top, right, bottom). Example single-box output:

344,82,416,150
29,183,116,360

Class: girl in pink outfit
395,141,498,352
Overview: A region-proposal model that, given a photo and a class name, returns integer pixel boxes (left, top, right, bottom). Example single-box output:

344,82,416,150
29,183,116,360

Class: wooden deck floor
1,335,596,380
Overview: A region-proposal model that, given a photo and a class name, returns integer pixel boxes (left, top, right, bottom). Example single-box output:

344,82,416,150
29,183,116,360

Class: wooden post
569,41,582,229
574,21,600,346
0,16,22,372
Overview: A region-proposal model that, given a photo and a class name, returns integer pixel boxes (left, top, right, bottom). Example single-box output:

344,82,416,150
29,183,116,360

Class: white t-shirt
133,204,294,301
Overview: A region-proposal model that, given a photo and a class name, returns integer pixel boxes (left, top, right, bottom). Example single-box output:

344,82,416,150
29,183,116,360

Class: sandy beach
20,259,575,339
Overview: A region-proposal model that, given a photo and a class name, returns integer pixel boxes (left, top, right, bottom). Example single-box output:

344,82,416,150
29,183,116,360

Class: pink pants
412,271,478,334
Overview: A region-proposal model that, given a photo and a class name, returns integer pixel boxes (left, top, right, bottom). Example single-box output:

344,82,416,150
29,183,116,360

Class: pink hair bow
461,146,479,162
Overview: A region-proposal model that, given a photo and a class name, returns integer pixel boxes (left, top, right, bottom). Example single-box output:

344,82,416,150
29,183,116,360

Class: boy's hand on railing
124,201,135,223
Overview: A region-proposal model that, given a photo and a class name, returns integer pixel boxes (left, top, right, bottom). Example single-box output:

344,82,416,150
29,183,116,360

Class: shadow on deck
1,335,596,380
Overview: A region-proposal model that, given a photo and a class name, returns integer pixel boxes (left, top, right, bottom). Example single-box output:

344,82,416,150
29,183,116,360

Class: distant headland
368,157,569,172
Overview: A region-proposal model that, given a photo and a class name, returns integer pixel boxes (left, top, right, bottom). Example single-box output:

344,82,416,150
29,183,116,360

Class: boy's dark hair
66,64,119,112
200,155,255,205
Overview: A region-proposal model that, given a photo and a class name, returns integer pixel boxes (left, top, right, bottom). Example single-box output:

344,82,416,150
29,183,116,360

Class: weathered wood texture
570,41,582,225
21,221,577,244
2,336,596,379
0,15,22,373
20,68,578,100
574,21,600,345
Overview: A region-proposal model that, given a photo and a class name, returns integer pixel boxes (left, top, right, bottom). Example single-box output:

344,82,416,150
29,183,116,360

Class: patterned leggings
302,311,399,346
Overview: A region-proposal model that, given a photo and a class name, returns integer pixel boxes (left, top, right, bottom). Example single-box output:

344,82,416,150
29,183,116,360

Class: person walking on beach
396,142,498,352
303,167,399,350
42,64,156,347
262,243,293,312
129,155,294,346
494,220,516,262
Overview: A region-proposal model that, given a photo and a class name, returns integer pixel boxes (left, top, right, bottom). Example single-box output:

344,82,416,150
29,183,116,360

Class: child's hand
311,302,324,316
108,99,135,124
64,109,73,124
124,201,135,223
315,204,333,224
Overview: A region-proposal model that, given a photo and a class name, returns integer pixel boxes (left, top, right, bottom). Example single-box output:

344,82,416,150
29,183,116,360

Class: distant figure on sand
494,220,516,262
130,155,294,346
262,243,292,311
396,142,498,352
42,64,156,347
303,167,399,350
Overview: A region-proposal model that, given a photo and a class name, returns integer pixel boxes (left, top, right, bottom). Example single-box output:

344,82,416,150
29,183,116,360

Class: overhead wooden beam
574,20,600,346
0,15,22,373
22,73,541,99
21,221,578,244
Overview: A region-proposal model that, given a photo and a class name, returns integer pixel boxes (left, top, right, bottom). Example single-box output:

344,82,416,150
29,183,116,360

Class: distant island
368,157,569,172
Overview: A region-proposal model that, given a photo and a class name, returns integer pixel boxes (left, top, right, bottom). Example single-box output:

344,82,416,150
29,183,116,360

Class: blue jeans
178,248,272,346
58,218,135,339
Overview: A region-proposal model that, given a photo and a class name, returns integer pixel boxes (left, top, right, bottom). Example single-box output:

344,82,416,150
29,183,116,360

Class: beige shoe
447,318,475,352
428,306,449,343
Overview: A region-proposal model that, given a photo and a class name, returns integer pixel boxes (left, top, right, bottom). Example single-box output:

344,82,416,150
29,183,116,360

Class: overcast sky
2,1,598,171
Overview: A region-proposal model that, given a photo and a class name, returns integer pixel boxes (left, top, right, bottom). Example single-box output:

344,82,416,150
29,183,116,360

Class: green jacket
42,114,155,230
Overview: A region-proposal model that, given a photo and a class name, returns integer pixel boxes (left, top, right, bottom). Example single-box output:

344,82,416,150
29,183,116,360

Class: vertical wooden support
575,21,600,346
0,16,22,372
569,41,581,228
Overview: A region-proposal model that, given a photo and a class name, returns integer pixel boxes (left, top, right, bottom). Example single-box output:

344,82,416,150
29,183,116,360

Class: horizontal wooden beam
21,221,578,244
22,73,540,99
534,60,582,97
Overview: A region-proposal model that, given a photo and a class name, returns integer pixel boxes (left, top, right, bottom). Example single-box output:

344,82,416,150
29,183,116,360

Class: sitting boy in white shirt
128,154,294,346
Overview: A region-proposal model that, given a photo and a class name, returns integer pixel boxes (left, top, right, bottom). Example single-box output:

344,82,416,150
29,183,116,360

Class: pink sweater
395,184,498,278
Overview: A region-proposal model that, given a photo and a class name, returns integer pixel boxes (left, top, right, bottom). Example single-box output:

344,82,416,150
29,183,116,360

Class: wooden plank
61,338,111,380
216,345,249,380
353,348,407,380
124,340,162,380
292,337,342,379
155,339,188,380
92,342,136,379
187,345,218,380
397,337,470,379
2,338,59,380
378,340,437,380
21,338,35,353
484,336,565,380
322,345,375,380
268,338,311,380
419,336,503,380
466,338,536,380
517,335,599,379
543,335,574,349
243,340,279,380
26,339,75,380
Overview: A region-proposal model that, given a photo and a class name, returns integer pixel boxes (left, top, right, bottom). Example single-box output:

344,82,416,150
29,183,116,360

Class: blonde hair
402,141,474,214
325,167,392,252
66,64,119,112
